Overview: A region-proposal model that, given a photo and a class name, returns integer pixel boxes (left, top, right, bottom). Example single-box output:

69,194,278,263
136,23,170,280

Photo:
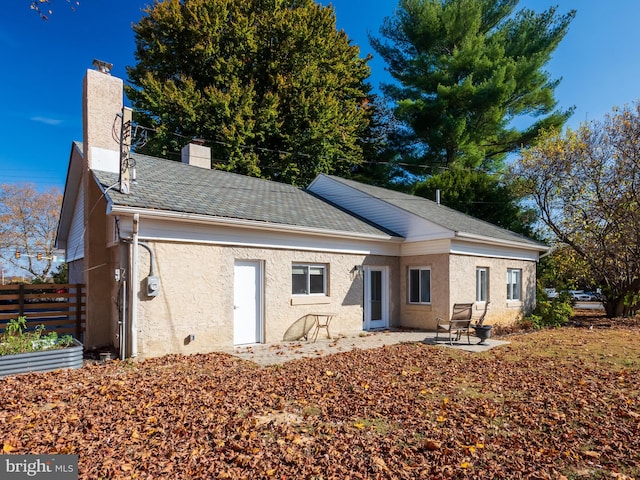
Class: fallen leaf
421,439,441,451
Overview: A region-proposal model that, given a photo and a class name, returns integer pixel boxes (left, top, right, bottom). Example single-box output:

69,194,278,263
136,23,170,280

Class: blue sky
1,0,639,191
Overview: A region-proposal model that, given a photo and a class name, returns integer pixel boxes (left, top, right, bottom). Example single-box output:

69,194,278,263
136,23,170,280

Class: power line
131,122,506,176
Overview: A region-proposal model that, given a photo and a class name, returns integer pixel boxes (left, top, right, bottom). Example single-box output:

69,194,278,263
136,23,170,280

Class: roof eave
108,205,403,243
55,142,84,249
455,231,549,252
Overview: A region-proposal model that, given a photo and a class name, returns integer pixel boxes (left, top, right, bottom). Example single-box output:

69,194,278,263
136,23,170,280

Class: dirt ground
569,308,640,329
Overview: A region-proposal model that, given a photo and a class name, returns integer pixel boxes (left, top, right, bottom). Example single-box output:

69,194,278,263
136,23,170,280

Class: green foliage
0,316,73,356
127,0,375,186
413,167,537,236
52,263,69,284
371,0,575,171
513,102,640,317
526,284,573,329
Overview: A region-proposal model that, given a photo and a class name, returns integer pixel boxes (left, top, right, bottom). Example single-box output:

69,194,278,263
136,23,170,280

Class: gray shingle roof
323,175,546,248
93,154,399,238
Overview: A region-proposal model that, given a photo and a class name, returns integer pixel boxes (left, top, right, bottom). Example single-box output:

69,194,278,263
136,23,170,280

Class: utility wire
131,123,507,177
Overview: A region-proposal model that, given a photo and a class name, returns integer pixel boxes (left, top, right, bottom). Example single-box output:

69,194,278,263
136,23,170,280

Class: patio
230,329,509,366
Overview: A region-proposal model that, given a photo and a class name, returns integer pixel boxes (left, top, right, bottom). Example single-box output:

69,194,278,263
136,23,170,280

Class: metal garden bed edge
0,339,83,378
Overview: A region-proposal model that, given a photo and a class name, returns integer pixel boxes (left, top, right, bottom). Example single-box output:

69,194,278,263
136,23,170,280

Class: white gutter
108,205,401,242
538,243,559,260
130,213,140,358
454,231,549,252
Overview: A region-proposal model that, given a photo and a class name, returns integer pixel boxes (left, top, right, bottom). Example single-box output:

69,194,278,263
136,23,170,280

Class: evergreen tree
127,0,374,186
413,168,537,236
371,0,575,171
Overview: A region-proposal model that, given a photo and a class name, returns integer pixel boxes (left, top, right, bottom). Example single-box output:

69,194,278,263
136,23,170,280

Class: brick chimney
181,142,211,169
82,65,123,173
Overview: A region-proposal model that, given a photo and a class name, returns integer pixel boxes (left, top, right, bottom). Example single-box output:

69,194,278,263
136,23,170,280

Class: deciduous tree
127,0,374,186
512,103,640,317
30,0,79,20
371,0,575,171
0,184,62,280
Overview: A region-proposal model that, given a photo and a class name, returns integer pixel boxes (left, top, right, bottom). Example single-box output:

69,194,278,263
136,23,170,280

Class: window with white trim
476,267,488,302
507,268,522,301
292,264,327,295
408,267,431,304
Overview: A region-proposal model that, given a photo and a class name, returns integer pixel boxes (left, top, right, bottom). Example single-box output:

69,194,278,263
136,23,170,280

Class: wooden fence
0,284,86,340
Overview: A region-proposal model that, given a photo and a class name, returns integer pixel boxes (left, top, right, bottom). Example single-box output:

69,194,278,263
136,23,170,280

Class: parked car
544,288,559,299
569,290,601,302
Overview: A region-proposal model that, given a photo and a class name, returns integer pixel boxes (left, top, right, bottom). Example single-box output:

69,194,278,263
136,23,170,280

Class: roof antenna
92,59,113,74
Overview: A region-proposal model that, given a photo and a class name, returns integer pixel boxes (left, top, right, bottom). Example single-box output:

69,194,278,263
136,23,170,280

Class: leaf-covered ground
1,323,639,479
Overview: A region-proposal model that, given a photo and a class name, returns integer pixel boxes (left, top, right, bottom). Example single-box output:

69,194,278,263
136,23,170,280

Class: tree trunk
604,296,639,318
604,297,625,318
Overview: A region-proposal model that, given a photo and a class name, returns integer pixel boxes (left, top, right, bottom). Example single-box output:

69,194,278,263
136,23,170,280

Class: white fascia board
135,233,395,255
108,205,402,243
451,239,540,261
112,211,400,256
455,231,549,253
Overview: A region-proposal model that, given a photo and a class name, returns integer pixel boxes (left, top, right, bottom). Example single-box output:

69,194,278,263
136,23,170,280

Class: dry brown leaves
1,324,639,479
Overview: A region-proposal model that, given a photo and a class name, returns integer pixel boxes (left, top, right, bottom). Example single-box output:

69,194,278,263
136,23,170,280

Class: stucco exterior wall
133,241,399,359
399,254,450,330
448,254,536,326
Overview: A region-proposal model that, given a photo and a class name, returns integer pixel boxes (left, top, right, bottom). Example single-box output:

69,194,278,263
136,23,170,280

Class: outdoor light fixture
351,265,364,279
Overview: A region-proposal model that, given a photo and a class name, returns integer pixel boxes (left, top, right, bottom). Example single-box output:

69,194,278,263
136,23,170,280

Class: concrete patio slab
229,330,509,366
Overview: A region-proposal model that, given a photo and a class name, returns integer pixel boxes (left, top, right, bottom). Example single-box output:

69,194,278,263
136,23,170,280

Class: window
507,268,522,301
408,267,431,304
292,264,326,295
476,267,488,302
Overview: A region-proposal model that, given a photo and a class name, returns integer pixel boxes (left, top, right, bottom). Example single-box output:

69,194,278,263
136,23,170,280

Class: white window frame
292,264,327,296
507,268,522,301
476,267,488,302
408,267,431,304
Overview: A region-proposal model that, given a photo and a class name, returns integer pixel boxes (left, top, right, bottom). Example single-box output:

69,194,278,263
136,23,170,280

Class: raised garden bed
0,339,83,377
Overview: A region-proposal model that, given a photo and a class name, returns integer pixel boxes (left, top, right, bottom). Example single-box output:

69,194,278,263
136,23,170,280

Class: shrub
526,286,574,329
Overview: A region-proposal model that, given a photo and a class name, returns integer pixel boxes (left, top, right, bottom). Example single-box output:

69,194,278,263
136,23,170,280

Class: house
56,66,548,359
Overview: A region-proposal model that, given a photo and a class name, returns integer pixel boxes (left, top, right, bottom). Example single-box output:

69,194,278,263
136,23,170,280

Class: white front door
364,266,389,330
233,260,263,345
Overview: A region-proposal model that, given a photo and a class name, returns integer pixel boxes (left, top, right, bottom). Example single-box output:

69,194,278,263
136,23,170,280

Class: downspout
130,213,140,358
120,278,126,361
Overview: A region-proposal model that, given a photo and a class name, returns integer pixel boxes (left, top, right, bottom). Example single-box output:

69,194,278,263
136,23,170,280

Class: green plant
526,286,574,329
0,316,74,356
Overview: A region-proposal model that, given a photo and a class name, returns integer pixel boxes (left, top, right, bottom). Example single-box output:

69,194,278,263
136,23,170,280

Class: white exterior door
364,266,389,330
233,260,263,345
